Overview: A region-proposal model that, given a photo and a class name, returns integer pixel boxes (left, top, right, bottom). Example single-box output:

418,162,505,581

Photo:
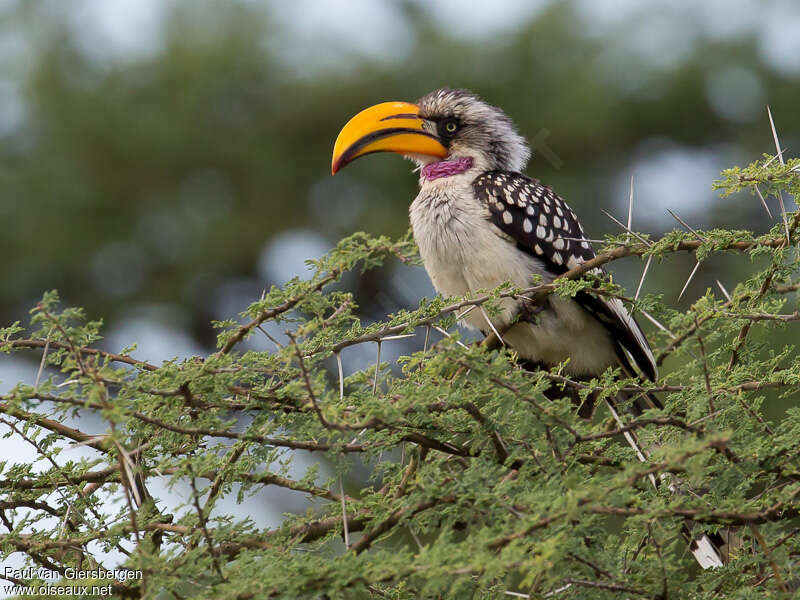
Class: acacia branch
349,496,456,554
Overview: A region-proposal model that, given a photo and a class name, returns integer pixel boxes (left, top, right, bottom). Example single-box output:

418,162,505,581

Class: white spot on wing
523,218,532,233
536,225,546,238
502,210,513,224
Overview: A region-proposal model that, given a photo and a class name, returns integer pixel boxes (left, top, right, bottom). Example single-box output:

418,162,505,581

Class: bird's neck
421,157,474,181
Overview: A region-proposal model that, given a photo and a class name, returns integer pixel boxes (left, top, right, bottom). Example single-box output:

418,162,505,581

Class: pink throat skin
421,157,473,181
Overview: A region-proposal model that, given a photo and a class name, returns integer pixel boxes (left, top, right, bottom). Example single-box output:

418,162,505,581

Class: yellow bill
331,101,448,174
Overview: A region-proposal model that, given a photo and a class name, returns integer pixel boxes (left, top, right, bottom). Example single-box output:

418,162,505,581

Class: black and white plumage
406,88,657,399
331,87,725,568
474,170,658,385
475,170,594,270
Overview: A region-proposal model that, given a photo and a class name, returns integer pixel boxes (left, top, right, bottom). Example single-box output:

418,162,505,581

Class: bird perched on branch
331,88,656,412
331,87,726,568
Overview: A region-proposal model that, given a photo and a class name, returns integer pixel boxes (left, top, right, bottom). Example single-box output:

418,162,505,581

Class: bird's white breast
409,174,618,376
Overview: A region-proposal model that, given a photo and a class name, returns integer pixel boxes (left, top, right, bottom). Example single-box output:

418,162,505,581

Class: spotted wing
473,170,657,382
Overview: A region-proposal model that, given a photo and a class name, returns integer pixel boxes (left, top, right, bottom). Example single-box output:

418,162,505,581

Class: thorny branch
0,159,798,598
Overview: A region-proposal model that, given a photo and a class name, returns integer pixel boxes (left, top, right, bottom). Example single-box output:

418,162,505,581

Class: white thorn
762,147,787,168
117,445,142,508
605,400,656,489
340,477,350,548
635,255,653,300
479,305,505,346
408,526,424,552
433,326,469,349
678,261,701,301
543,584,573,598
627,175,634,233
67,434,108,449
349,427,367,445
640,309,677,340
754,185,773,219
560,237,606,244
777,190,791,245
455,305,478,321
601,209,652,246
715,280,732,302
336,352,344,400
667,209,706,243
59,504,72,538
379,333,417,341
766,106,791,244
34,329,53,392
767,105,785,166
372,342,381,396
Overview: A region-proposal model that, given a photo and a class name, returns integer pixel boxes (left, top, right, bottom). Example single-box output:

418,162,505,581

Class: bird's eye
444,120,458,133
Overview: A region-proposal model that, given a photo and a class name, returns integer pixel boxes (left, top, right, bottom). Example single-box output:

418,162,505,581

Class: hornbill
331,87,727,568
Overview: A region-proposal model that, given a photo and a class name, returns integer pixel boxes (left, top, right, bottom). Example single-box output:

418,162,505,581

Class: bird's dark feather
473,170,658,385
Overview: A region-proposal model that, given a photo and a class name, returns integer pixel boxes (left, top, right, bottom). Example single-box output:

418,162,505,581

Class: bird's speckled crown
416,88,531,172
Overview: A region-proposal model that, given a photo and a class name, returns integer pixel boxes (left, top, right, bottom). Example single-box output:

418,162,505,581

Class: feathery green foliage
1,157,799,599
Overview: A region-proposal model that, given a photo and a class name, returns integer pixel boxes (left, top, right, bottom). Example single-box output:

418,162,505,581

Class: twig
695,321,715,413
204,442,246,510
647,522,669,600
349,496,456,554
749,523,788,593
188,467,226,580
562,578,653,597
219,271,340,354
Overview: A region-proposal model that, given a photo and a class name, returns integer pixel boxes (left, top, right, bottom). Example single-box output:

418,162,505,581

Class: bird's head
331,88,531,178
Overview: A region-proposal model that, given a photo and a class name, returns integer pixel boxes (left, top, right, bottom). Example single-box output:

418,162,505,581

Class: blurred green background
0,0,798,363
0,0,799,586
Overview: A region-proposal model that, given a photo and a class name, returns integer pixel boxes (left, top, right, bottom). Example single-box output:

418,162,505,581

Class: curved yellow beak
331,101,448,175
